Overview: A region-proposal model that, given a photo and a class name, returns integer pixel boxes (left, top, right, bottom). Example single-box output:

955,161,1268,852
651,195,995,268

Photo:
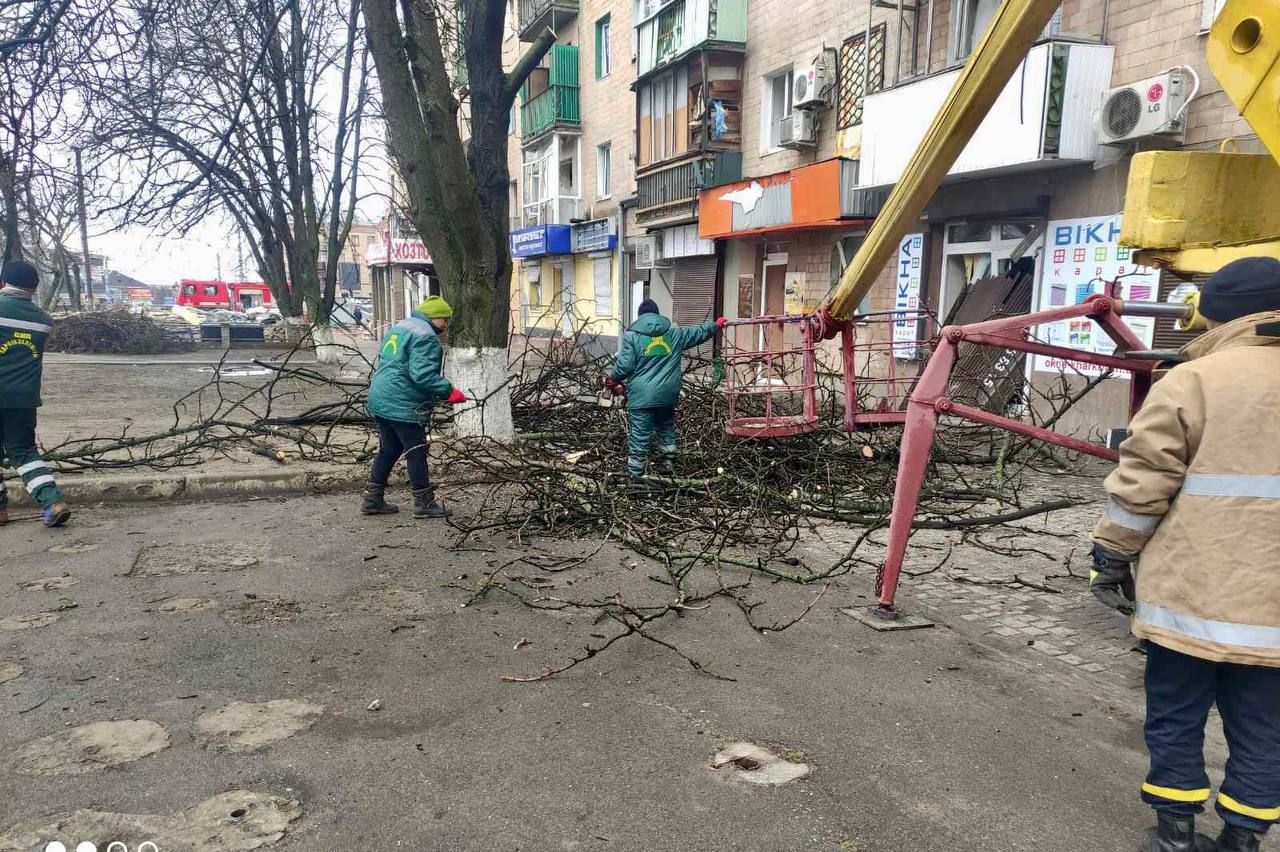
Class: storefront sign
511,224,572,258
1032,213,1159,375
893,233,925,358
572,219,618,253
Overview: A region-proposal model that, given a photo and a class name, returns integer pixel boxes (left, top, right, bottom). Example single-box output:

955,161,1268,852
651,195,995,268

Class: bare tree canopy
82,0,371,337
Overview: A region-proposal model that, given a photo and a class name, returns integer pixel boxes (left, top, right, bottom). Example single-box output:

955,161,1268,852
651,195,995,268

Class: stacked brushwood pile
38,325,1098,679
46,309,195,354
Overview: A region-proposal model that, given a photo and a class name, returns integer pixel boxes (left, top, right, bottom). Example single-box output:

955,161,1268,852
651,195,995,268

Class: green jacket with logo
610,313,717,410
367,311,454,424
0,293,54,408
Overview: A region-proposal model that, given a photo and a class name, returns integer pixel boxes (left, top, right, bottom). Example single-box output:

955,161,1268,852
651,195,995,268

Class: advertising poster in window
1031,214,1159,375
893,233,924,358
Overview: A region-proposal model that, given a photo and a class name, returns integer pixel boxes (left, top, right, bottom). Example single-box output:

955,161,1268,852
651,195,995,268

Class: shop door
759,256,787,358
940,222,1043,321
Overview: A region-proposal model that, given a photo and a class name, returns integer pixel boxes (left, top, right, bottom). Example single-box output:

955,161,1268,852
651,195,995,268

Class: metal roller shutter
671,255,718,358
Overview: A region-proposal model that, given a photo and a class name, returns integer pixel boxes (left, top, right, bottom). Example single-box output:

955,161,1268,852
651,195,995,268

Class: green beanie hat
417,295,453,319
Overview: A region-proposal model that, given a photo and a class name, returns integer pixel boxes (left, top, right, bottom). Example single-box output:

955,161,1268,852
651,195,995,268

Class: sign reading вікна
893,233,924,358
1031,213,1159,376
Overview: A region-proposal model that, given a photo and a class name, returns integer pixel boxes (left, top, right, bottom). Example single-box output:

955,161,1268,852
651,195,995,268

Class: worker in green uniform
363,295,467,519
0,259,70,527
607,299,725,477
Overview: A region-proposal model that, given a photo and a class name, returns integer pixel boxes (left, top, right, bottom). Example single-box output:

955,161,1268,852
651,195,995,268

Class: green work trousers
627,406,677,476
0,407,64,509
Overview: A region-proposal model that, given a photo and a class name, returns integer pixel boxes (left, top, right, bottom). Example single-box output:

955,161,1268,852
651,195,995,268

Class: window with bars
837,25,886,130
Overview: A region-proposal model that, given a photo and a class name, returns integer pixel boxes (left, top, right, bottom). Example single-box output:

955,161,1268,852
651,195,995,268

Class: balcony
857,41,1115,188
518,0,577,42
520,45,579,143
636,151,741,225
521,86,580,141
635,0,747,79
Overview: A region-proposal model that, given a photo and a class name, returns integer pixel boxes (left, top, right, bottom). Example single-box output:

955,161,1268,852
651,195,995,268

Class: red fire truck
176,280,274,311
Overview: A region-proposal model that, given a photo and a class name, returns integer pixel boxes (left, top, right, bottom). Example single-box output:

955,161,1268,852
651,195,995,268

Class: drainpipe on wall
617,193,640,353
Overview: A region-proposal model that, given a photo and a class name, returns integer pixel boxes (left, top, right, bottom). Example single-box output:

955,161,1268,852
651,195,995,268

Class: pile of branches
36,317,1100,679
46,309,194,355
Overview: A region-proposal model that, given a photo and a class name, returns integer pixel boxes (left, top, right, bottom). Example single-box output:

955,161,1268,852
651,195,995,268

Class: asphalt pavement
0,489,1218,851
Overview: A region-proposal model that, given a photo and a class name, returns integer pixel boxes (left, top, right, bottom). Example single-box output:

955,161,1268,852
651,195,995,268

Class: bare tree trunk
364,0,553,439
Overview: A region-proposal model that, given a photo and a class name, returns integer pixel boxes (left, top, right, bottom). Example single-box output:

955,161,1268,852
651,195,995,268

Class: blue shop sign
510,224,572,258
572,219,618,253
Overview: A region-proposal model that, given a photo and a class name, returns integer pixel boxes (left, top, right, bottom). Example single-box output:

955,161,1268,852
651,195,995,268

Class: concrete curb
5,465,366,508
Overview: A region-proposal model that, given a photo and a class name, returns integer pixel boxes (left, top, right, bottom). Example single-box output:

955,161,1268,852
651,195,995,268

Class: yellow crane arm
1208,1,1280,165
824,0,1065,323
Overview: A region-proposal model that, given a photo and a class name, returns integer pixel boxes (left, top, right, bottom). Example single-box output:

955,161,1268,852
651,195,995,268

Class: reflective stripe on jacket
366,311,453,424
1092,310,1280,666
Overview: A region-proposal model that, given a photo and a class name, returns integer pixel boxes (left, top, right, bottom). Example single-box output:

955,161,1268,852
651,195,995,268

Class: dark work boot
1140,813,1215,852
360,483,399,515
1216,826,1262,852
0,504,8,525
411,488,448,519
42,501,71,528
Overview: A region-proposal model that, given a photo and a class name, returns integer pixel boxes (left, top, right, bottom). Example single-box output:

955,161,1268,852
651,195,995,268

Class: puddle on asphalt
9,720,171,776
0,789,301,852
711,742,810,786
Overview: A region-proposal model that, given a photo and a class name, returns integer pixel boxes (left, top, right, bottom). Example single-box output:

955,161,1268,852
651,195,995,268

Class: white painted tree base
312,325,343,364
447,346,514,441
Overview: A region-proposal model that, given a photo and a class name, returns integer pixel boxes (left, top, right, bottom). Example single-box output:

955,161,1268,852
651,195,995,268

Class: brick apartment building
500,0,1255,433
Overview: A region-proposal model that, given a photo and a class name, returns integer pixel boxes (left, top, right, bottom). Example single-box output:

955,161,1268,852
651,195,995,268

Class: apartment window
637,65,688,167
837,25,886,129
948,0,1000,64
596,15,612,78
509,104,517,135
762,68,794,152
596,142,612,199
654,3,682,65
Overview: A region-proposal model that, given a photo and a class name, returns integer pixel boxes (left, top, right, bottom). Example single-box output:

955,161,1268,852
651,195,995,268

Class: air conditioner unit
1097,71,1188,145
793,63,831,110
780,110,818,149
634,235,659,270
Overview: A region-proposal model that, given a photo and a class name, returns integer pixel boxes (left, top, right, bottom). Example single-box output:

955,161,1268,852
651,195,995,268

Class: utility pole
74,149,94,308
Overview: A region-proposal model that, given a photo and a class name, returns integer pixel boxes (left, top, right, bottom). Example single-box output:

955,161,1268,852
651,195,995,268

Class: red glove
715,317,728,328
604,377,624,396
446,388,467,405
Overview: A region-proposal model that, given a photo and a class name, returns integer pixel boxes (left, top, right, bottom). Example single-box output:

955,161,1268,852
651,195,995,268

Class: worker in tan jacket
1091,257,1280,852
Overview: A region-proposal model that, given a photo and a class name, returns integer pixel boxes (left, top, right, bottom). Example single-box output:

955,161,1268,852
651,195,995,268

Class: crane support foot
839,605,935,632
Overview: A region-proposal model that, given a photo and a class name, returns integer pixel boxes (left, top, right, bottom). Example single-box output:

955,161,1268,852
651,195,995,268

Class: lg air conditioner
1097,70,1188,145
793,63,831,110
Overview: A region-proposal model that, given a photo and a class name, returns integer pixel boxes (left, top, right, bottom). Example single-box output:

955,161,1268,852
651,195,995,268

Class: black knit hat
637,298,660,316
1200,257,1280,323
0,259,39,291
